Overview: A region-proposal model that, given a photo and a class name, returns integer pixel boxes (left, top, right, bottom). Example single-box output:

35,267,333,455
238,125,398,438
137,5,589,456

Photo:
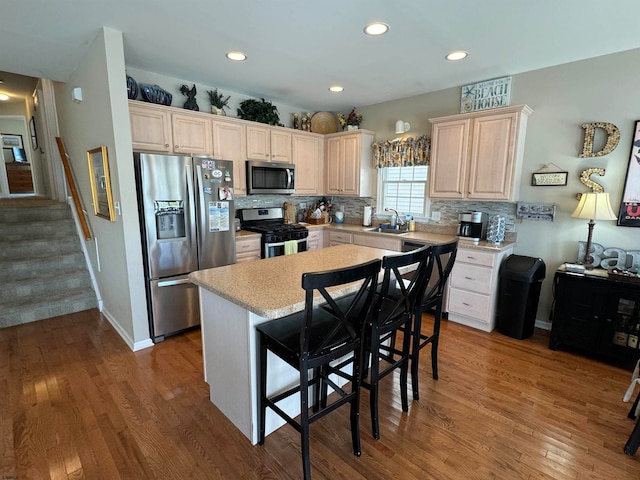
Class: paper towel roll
363,206,373,226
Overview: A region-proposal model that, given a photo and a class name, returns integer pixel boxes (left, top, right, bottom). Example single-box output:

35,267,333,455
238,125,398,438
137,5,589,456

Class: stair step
0,218,77,241
0,236,82,260
0,252,87,280
0,204,71,223
0,269,92,302
0,288,97,328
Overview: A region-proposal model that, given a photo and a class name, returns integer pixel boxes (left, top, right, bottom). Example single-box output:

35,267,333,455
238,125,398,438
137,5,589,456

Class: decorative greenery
338,107,363,129
237,98,282,126
207,88,230,111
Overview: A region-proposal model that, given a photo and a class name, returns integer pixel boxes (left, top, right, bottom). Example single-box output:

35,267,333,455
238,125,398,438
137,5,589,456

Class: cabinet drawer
329,231,352,244
236,237,260,262
447,287,492,323
353,234,401,251
456,249,496,268
450,263,493,295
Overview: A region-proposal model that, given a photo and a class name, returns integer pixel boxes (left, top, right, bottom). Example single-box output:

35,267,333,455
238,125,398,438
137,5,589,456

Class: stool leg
399,322,411,412
351,350,362,456
431,302,442,381
411,310,423,401
300,368,312,480
624,418,640,455
369,329,381,440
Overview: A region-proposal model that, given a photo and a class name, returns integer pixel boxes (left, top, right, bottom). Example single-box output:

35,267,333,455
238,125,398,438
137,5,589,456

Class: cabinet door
325,137,343,195
171,113,212,155
270,129,292,163
352,234,401,251
468,113,516,200
213,120,246,196
246,125,270,160
429,119,469,198
293,134,322,194
130,103,172,152
341,135,360,195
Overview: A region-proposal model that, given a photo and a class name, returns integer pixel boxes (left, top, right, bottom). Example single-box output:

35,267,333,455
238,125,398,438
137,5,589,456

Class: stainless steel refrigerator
134,152,236,342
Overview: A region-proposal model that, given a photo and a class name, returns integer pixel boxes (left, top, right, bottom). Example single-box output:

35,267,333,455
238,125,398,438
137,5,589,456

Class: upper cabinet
246,124,292,162
325,130,375,197
129,102,173,153
429,105,533,201
212,117,247,196
292,131,323,195
129,101,212,155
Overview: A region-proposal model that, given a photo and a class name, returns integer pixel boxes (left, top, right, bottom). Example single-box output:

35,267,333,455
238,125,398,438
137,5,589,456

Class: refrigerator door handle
158,278,192,287
185,163,197,251
195,164,205,256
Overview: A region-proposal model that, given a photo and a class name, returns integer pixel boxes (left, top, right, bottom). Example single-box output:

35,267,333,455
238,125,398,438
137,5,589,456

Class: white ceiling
2,0,640,112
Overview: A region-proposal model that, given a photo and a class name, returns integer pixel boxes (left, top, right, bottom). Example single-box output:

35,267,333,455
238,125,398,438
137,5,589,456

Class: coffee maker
457,212,487,241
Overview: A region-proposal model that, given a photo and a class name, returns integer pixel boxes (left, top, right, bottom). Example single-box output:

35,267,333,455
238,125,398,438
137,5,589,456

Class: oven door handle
265,238,307,248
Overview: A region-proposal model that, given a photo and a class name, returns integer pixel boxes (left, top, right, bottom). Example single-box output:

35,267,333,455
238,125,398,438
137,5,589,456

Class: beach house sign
461,76,512,113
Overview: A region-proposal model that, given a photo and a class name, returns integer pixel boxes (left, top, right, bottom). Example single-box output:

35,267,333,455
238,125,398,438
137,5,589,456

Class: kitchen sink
364,227,409,235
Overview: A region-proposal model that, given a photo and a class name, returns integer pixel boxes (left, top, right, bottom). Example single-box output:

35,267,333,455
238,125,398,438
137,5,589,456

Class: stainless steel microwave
246,160,295,194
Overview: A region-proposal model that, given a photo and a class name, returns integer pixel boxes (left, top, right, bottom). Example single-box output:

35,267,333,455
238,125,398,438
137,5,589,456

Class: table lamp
571,192,617,269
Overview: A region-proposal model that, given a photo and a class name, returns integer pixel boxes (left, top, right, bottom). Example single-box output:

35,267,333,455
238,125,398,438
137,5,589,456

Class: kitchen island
188,244,398,444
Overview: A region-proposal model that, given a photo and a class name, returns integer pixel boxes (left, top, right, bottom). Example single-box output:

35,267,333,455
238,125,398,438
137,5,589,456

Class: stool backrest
422,240,458,305
301,259,381,358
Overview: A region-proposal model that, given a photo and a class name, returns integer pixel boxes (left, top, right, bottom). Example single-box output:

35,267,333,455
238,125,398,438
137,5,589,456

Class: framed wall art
1,133,23,149
617,120,640,227
87,146,116,221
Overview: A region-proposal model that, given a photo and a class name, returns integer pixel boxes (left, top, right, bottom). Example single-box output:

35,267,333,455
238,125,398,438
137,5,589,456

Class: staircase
0,198,96,328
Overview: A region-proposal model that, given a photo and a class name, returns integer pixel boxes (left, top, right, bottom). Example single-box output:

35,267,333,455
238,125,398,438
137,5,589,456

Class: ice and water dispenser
154,200,185,240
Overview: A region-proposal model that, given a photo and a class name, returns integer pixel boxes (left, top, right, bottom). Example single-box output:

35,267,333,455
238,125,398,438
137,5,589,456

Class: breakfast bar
188,244,396,444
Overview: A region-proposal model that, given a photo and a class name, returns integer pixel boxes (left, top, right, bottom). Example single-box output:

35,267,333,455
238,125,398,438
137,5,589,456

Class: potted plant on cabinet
338,107,363,130
237,98,282,126
207,88,230,115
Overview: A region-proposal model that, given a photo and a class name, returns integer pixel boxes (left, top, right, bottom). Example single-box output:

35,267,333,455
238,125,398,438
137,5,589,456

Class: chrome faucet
385,208,403,228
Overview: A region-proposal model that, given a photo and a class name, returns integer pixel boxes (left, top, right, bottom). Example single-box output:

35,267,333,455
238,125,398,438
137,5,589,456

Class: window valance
372,135,430,168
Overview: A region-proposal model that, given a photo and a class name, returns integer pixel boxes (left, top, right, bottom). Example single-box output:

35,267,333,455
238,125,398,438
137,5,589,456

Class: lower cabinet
550,270,640,368
235,235,261,263
306,228,324,251
352,233,401,251
446,246,513,332
328,231,352,246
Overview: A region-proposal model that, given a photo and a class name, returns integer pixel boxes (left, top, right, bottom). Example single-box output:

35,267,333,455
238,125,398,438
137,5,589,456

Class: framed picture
531,171,568,186
618,120,640,227
1,134,23,149
87,146,116,221
29,116,38,150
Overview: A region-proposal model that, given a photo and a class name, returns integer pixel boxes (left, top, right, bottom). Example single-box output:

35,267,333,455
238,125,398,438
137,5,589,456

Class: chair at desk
410,240,458,400
360,245,433,439
256,259,381,480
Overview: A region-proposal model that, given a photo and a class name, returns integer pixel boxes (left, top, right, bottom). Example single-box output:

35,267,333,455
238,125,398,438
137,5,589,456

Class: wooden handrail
56,137,92,240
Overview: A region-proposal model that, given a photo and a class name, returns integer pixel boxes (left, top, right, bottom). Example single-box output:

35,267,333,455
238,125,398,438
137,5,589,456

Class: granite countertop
303,223,515,252
189,244,396,319
235,230,261,238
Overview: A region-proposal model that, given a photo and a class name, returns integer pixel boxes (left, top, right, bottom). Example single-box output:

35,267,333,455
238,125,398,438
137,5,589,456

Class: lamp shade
571,192,617,220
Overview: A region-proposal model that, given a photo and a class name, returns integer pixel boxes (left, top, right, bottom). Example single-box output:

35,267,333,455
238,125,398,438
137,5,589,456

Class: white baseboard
100,306,154,352
535,319,552,331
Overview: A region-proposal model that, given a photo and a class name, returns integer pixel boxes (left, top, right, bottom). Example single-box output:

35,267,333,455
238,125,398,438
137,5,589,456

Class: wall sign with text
461,76,511,113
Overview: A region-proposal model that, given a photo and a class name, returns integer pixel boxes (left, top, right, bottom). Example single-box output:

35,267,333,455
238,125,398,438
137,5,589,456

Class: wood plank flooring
1,309,639,479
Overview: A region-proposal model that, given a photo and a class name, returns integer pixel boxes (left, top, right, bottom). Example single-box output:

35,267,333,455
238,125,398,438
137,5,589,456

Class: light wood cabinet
352,233,401,251
129,101,213,155
292,132,323,195
328,231,353,246
212,118,247,196
325,130,375,197
171,113,212,155
306,228,324,251
429,105,532,201
235,235,261,263
446,246,513,332
246,124,292,162
129,102,172,152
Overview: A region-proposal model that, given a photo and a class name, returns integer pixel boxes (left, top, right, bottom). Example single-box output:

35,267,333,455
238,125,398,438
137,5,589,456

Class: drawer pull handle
462,302,471,306
464,276,474,280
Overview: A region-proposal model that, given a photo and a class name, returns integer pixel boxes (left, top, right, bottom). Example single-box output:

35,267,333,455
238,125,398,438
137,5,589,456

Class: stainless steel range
238,207,308,258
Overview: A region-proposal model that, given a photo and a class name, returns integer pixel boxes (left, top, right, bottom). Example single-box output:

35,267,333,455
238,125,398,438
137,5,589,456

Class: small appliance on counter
457,211,488,241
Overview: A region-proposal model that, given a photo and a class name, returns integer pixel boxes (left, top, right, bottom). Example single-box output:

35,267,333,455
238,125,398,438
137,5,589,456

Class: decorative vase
347,125,359,131
211,107,226,115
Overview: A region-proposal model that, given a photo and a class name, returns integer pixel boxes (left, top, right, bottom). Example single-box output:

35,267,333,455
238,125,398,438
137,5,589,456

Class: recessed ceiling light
364,22,389,36
0,94,9,101
445,50,469,61
329,86,344,93
226,51,247,61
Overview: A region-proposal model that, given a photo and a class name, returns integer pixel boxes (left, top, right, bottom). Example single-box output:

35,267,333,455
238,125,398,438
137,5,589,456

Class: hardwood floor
1,309,639,479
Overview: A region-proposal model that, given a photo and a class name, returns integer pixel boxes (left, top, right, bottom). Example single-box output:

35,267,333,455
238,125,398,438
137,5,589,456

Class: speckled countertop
189,244,396,319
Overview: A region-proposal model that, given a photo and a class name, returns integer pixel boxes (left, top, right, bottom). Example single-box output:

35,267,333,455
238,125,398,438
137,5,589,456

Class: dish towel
284,240,298,255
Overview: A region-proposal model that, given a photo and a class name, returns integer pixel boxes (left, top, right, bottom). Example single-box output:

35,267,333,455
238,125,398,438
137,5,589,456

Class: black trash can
496,255,546,340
